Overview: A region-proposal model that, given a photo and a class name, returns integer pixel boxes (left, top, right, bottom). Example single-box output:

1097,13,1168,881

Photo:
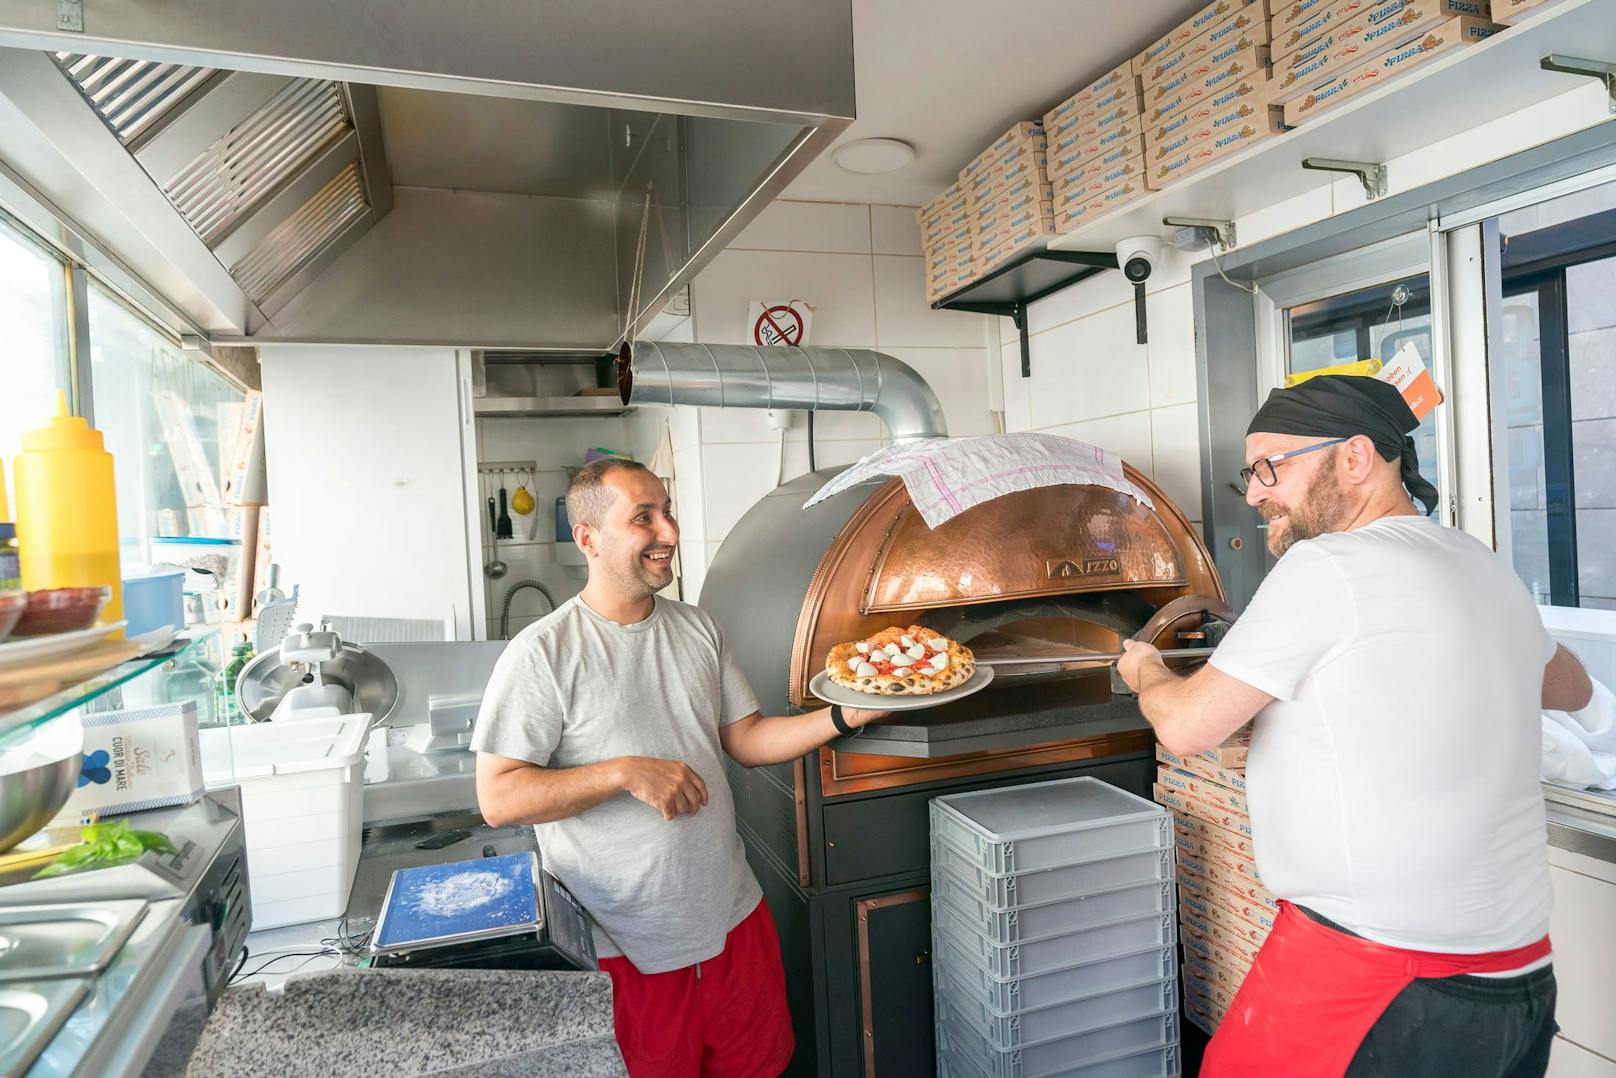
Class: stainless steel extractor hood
0,0,854,348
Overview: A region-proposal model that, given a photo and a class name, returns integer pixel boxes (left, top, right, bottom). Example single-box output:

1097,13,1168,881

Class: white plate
0,622,128,672
808,665,995,712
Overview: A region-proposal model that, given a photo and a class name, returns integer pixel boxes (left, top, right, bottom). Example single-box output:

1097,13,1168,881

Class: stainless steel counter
1545,784,1616,865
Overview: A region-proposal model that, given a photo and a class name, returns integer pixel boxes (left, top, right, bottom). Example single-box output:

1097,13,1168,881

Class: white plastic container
200,714,369,929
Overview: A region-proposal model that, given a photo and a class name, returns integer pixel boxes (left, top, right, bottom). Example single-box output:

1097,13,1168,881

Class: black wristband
829,704,855,736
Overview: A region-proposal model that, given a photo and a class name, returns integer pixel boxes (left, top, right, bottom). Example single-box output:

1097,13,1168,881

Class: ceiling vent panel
53,52,217,146
163,77,351,245
229,161,368,305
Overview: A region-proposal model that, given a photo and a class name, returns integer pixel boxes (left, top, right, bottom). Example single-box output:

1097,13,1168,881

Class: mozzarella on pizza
825,625,976,696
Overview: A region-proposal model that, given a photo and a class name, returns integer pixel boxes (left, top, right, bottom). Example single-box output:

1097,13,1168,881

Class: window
1496,181,1616,609
87,284,244,564
1286,274,1440,487
0,216,71,470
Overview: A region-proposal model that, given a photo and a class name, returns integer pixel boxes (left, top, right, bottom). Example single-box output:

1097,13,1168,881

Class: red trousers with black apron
1200,901,1552,1078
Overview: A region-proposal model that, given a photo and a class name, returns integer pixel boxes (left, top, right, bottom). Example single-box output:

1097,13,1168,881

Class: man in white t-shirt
473,458,884,1078
1117,375,1592,1078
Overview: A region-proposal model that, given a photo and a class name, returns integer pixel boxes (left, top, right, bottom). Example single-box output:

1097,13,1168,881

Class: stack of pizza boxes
961,122,1054,274
920,182,977,305
1150,730,1276,1035
1136,0,1289,193
1042,64,1147,234
1269,0,1499,127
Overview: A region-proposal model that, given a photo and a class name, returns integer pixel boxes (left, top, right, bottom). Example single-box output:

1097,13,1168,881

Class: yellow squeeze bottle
13,392,123,633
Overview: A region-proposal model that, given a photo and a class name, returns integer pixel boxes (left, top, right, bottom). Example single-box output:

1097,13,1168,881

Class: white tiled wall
672,200,995,600
1000,82,1615,535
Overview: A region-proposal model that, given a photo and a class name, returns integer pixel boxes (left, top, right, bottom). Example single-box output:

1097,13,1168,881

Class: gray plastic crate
938,1027,1182,1078
933,900,1176,979
938,995,1179,1078
936,966,1177,1050
932,871,1175,946
930,777,1171,875
933,836,1174,910
935,936,1176,1013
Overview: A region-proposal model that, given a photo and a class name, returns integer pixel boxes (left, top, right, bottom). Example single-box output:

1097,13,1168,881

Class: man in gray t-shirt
474,458,883,1077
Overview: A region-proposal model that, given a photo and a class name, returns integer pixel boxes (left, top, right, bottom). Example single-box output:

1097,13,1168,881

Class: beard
1262,449,1349,556
604,543,676,597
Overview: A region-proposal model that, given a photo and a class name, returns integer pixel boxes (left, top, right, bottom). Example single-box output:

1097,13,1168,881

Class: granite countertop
184,968,624,1077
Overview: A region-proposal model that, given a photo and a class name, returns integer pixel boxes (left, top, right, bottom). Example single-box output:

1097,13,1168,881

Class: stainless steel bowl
0,751,81,854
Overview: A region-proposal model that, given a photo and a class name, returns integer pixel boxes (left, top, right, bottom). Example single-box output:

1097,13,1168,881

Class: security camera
1115,236,1163,284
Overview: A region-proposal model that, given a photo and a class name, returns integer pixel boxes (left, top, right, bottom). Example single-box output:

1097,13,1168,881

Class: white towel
1541,679,1616,790
803,432,1152,528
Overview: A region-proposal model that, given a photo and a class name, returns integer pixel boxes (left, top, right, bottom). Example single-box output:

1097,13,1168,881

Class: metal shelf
473,396,635,418
932,249,1120,376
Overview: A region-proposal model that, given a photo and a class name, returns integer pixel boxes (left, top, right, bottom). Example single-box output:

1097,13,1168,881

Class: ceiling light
833,138,915,175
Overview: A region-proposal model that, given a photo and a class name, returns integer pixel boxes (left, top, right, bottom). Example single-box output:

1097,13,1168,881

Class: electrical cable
807,411,817,472
1208,244,1259,296
228,948,339,985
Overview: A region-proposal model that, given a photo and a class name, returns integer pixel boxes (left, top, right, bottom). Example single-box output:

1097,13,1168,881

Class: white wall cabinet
1546,845,1616,1074
259,344,481,639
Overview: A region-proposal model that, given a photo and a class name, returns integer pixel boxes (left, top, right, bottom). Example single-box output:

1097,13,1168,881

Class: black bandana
1247,374,1438,516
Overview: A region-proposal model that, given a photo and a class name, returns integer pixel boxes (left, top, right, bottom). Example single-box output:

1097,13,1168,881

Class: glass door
1492,182,1616,610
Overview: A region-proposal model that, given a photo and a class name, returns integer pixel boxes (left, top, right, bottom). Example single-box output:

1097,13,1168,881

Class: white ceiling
783,0,1195,207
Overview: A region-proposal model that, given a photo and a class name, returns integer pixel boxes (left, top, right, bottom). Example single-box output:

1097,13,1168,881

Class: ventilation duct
52,52,217,145
619,342,948,443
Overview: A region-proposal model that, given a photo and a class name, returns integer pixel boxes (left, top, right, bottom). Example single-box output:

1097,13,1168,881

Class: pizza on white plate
825,624,976,696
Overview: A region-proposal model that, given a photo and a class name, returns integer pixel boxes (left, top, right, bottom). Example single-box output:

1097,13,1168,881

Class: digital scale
369,851,597,972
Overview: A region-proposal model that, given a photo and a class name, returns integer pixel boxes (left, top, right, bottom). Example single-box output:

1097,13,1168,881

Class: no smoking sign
748,301,814,347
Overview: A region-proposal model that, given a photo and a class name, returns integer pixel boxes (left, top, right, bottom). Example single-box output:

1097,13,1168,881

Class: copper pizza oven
785,466,1224,711
702,463,1229,794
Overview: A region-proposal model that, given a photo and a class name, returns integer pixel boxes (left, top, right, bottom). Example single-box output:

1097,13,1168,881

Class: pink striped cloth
803,432,1152,528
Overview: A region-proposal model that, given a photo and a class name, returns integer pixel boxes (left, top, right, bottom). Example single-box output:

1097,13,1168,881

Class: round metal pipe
618,341,948,442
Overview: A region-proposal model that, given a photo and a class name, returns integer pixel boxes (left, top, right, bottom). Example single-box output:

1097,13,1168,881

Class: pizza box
1045,61,1140,129
1047,101,1142,165
1049,136,1145,197
1051,155,1146,214
1143,51,1271,126
959,122,1046,184
1174,812,1256,860
1135,11,1271,90
1046,116,1146,181
1156,746,1247,790
1143,103,1288,189
1181,911,1264,967
1154,784,1254,837
1157,766,1251,814
1272,0,1494,103
1045,80,1143,143
1132,0,1268,78
1053,178,1151,231
1198,731,1251,769
1283,16,1499,124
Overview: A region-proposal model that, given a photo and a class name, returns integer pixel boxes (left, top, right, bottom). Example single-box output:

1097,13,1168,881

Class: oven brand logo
1048,557,1121,578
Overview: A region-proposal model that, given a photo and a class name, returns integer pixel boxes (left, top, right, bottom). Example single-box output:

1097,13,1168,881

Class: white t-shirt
1209,515,1556,953
471,596,764,973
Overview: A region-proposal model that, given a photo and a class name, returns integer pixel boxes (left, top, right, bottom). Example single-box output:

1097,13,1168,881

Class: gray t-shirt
470,595,764,973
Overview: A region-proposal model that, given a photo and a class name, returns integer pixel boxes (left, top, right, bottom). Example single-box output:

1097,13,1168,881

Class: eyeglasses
1239,438,1348,489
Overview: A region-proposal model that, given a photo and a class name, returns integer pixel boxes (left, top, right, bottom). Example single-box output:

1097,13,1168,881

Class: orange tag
1375,342,1443,421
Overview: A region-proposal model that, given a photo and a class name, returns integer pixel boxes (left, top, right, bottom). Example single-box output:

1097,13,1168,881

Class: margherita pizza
825,625,976,696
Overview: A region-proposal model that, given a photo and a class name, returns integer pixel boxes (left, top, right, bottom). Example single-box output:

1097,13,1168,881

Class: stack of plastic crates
929,777,1181,1078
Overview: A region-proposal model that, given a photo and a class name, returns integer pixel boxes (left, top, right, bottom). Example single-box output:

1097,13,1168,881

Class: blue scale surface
373,852,541,953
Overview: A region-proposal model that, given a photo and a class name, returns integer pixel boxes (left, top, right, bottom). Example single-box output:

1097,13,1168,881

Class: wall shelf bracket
1540,53,1616,114
1301,156,1388,200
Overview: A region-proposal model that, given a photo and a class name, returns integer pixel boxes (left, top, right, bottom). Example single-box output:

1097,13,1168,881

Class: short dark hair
565,458,652,528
